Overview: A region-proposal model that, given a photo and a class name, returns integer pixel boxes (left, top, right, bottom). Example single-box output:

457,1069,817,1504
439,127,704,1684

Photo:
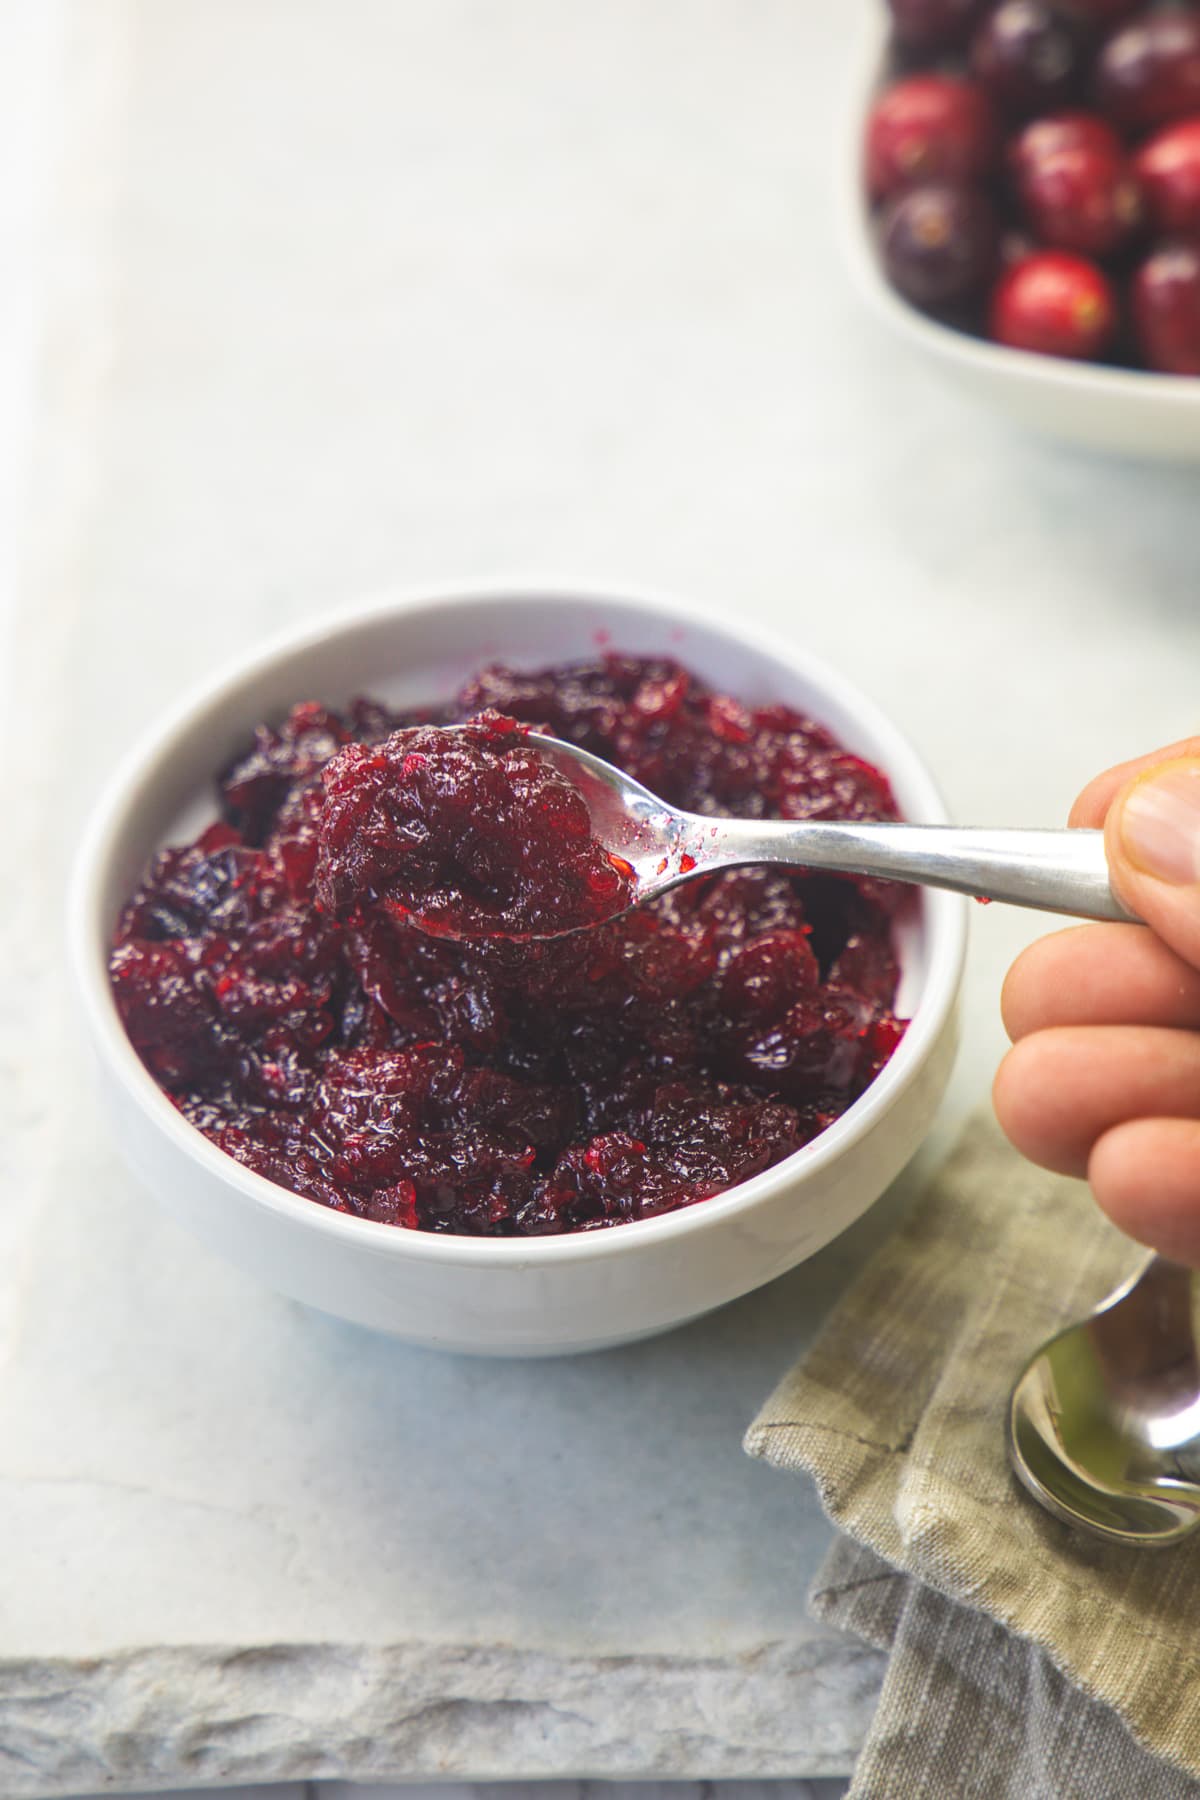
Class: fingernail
1119,759,1200,885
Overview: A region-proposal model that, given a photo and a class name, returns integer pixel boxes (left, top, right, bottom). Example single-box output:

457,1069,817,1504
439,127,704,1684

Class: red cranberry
990,250,1118,356
1095,12,1200,136
1132,242,1200,373
864,74,997,202
881,182,999,309
1008,110,1123,179
1135,117,1200,239
886,0,984,54
970,2,1086,116
1015,141,1144,255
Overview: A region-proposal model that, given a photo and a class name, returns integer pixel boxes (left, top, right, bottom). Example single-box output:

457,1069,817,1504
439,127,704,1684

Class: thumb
1106,756,1200,971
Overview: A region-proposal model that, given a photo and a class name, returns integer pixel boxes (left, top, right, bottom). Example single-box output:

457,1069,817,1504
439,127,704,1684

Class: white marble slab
7,0,1200,1793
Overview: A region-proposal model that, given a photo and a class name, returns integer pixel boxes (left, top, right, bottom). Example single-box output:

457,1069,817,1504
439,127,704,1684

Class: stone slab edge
0,1637,881,1793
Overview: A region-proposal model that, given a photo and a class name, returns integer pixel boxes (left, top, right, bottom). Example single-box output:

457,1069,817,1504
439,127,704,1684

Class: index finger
1069,737,1200,829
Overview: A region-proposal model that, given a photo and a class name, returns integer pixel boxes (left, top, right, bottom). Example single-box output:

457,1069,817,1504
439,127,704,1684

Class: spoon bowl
1008,1256,1200,1548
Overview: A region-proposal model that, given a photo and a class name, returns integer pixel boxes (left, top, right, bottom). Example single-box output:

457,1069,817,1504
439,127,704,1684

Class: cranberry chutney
109,654,908,1238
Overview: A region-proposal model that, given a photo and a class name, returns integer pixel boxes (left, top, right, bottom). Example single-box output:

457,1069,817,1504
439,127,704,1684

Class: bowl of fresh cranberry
852,0,1200,456
70,587,965,1355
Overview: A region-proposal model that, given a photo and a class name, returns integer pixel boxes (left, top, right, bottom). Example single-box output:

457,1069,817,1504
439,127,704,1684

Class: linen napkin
745,1111,1200,1800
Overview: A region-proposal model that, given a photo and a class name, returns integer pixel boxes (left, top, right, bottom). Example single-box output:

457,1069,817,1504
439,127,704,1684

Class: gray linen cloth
745,1113,1200,1799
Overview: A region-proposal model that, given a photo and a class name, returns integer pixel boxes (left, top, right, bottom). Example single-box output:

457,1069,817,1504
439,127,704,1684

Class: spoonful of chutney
314,713,638,941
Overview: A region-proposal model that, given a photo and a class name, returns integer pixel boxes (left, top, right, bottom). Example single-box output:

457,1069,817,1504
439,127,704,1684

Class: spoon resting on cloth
1008,1256,1200,1547
512,733,1142,938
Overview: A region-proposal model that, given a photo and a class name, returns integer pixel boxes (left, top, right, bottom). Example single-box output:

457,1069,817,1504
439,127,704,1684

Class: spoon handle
711,821,1140,924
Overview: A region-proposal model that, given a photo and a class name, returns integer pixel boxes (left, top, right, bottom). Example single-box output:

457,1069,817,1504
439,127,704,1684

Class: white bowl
843,14,1200,462
70,585,965,1357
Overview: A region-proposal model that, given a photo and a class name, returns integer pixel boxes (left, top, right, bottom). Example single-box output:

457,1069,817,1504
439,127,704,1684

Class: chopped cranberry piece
718,931,820,1021
219,701,353,842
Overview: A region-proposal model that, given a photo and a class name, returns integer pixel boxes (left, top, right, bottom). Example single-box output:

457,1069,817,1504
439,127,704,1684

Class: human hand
993,740,1200,1265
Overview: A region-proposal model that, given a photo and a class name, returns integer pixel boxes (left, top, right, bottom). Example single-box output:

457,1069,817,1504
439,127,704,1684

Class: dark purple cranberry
880,182,999,309
1095,11,1200,136
1132,242,1200,373
887,0,985,54
970,2,1086,115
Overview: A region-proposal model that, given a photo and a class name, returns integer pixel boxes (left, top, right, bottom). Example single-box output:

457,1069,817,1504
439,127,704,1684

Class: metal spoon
1008,1256,1200,1547
520,733,1142,935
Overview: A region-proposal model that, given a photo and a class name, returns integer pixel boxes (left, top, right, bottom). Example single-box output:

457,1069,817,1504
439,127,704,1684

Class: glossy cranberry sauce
314,713,637,939
110,655,908,1236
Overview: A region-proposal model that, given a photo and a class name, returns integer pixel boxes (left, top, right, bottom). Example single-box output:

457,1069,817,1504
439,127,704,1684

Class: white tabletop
8,2,1200,1796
